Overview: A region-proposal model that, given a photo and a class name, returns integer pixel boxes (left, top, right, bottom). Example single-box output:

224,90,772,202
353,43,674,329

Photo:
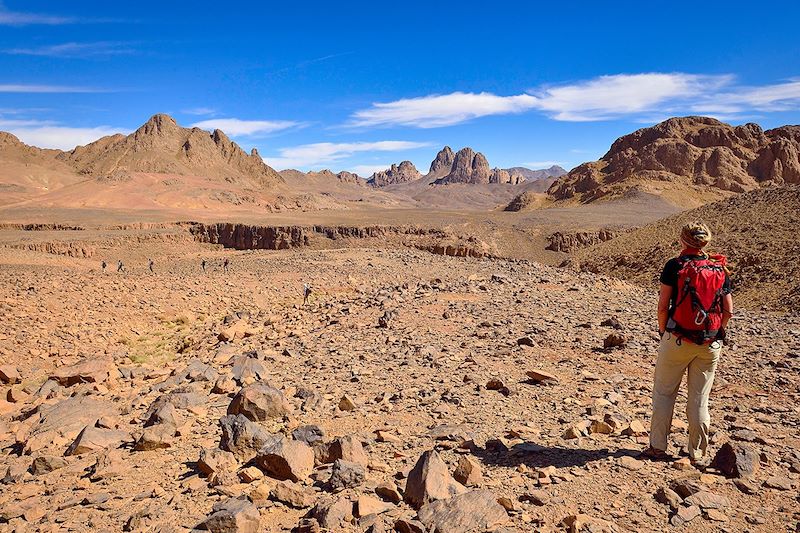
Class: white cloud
7,126,126,150
4,41,135,58
264,141,432,170
349,164,393,177
348,73,800,128
191,118,300,136
0,84,104,93
182,107,217,116
0,2,74,25
350,92,538,128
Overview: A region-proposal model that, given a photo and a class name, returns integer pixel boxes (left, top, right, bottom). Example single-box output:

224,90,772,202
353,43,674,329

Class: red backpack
667,254,727,344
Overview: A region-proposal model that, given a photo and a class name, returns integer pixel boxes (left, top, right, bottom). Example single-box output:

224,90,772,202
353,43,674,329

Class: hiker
148,258,155,273
117,260,125,273
223,258,229,273
201,259,207,273
641,222,733,465
101,260,107,273
303,283,312,305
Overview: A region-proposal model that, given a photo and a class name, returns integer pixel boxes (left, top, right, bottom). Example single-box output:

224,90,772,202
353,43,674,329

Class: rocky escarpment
545,229,620,253
189,223,492,258
3,241,95,258
506,165,567,181
367,161,422,187
434,148,491,185
488,168,525,185
548,116,800,202
57,114,283,188
0,223,85,231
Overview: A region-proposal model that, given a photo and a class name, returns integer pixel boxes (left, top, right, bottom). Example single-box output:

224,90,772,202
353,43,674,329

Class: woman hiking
641,222,733,465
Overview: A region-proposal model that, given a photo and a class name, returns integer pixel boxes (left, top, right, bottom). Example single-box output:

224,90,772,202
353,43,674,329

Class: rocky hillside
367,161,422,187
572,185,800,313
548,116,800,203
434,148,491,185
59,114,283,188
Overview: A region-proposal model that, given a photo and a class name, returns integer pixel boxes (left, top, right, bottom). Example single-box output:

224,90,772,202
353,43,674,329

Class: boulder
195,497,260,533
255,437,314,482
270,480,316,508
311,496,353,530
30,455,68,475
65,426,129,456
404,450,466,509
356,495,393,517
198,448,238,477
328,458,365,490
230,355,269,384
417,490,508,533
318,435,369,466
134,424,174,451
453,456,483,486
227,383,291,421
291,425,325,445
711,442,759,478
219,414,279,462
51,357,116,386
0,365,20,384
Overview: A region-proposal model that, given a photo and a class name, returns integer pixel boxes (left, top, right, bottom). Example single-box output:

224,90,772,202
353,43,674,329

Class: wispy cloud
523,161,563,169
0,2,75,25
349,164,393,177
0,84,106,93
348,73,800,128
191,118,301,136
182,107,217,117
263,141,433,170
5,125,126,150
4,41,135,58
265,52,354,76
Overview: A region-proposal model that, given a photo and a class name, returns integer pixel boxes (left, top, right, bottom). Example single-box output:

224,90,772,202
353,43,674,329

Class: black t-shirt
660,255,732,308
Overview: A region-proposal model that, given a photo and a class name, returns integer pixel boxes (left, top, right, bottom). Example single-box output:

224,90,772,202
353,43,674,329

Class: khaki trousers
649,332,722,460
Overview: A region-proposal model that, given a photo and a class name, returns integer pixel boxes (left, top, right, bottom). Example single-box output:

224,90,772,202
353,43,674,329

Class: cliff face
548,116,800,202
428,146,456,178
545,230,619,253
434,148,491,185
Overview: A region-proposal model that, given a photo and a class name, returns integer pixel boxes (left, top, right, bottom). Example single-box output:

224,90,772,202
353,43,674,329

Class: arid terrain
1,114,799,533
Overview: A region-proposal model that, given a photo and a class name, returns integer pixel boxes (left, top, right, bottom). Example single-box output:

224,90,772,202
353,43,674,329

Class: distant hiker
201,259,207,273
303,283,312,305
641,222,733,465
101,260,107,273
223,258,229,273
117,260,125,273
148,258,155,273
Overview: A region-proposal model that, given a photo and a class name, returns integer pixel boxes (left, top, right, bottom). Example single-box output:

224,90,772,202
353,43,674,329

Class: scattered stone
227,383,291,421
255,437,314,482
198,448,238,477
311,496,353,529
338,394,357,411
356,495,393,517
375,481,403,503
291,425,325,445
764,476,793,491
603,333,627,349
734,478,759,495
51,357,116,386
238,466,263,483
134,424,174,451
0,365,20,384
195,497,260,532
561,513,617,532
525,369,558,384
685,490,730,509
219,414,278,462
404,450,466,509
453,455,483,486
711,442,759,478
654,487,682,510
705,508,728,522
65,426,129,456
329,458,366,490
670,505,701,526
30,455,68,475
417,490,509,533
270,480,316,508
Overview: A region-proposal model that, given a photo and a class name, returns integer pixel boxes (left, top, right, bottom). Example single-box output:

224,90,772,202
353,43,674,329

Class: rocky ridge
548,116,800,203
367,162,422,187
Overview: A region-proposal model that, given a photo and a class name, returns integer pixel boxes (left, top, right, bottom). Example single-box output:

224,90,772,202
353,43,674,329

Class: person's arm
721,293,733,330
657,283,672,335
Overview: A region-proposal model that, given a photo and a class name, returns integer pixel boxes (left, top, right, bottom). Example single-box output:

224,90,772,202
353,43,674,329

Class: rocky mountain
548,116,800,203
58,114,284,188
367,161,422,187
505,165,567,180
434,147,491,185
428,146,455,178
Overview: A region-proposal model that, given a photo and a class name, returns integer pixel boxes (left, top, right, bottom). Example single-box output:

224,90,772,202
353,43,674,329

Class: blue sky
1,1,800,176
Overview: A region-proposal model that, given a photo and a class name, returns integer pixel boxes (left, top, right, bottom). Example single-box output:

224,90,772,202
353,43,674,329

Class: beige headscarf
680,221,712,249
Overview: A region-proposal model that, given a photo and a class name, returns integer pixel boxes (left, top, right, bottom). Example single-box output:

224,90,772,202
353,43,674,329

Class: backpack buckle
694,309,708,325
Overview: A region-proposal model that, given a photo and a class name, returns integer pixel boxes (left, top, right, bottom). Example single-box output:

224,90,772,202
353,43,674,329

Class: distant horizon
1,0,799,175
